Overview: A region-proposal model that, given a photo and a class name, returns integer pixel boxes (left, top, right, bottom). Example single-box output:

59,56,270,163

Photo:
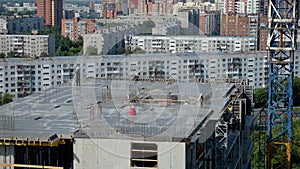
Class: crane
266,0,298,168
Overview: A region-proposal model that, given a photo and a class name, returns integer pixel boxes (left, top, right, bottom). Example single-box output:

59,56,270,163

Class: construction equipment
266,0,298,168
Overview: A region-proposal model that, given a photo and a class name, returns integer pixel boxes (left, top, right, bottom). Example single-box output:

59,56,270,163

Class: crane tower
266,0,298,168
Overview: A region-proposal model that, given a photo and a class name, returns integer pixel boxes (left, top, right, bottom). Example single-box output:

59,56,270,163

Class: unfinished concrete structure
0,73,253,168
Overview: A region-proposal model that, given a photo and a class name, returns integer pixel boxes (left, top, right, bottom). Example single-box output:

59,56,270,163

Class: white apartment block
247,0,261,14
2,51,300,99
0,19,8,34
5,3,37,12
83,24,139,55
0,34,55,58
129,35,257,53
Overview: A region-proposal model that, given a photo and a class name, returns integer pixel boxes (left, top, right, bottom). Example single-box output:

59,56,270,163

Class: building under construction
0,77,254,169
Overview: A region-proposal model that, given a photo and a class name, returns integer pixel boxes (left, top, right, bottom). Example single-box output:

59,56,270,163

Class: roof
0,79,233,142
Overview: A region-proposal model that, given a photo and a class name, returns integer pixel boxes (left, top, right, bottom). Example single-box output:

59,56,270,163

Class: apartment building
220,0,261,14
129,35,256,53
83,24,139,55
0,34,55,58
37,0,63,27
5,2,37,12
221,14,268,51
0,16,45,34
61,17,96,42
3,51,299,99
199,11,220,35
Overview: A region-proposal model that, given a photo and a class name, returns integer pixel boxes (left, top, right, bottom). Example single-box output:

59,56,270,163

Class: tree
3,92,12,104
7,51,16,58
132,47,146,54
294,77,300,106
253,87,268,108
292,119,300,168
40,52,48,57
0,53,5,58
0,93,12,105
0,93,3,106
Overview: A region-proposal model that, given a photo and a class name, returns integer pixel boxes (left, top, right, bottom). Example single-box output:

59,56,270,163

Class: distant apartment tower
199,11,220,35
221,14,268,50
61,17,96,42
221,0,261,14
246,0,261,14
127,0,172,15
37,0,63,27
102,0,125,18
0,34,55,58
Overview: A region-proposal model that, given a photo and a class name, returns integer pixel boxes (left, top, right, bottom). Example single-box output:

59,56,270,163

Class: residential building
61,17,96,42
220,0,261,15
0,19,8,34
246,0,261,14
3,51,300,99
37,0,63,27
221,14,268,51
127,0,173,16
83,24,139,55
4,2,37,12
128,35,256,53
0,16,45,34
199,11,220,35
0,34,55,58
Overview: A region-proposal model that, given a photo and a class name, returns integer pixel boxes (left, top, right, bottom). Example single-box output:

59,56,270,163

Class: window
131,143,158,168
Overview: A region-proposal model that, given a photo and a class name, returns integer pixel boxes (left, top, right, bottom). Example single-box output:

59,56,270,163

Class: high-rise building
221,14,268,51
37,0,63,27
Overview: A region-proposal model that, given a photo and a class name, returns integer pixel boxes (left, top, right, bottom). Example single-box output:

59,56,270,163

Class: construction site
0,0,297,167
0,75,254,169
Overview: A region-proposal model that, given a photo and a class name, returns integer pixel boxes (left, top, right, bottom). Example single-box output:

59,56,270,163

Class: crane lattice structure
266,0,298,168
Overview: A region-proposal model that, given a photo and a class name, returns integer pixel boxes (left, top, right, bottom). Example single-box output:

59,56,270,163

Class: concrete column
0,145,15,169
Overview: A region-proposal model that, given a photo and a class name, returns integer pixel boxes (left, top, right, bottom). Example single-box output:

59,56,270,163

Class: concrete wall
0,145,14,168
74,138,186,169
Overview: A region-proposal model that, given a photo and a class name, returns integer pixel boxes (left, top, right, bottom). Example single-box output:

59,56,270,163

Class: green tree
139,20,155,35
0,93,3,106
3,92,12,104
254,87,268,108
294,77,300,106
292,119,300,168
0,53,5,58
132,47,146,54
7,51,16,58
40,52,48,57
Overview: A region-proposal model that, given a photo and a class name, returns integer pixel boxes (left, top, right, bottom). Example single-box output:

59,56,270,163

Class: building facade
3,51,300,99
0,16,45,34
0,34,55,58
199,11,220,35
37,0,63,27
129,35,256,53
221,14,268,51
83,24,139,55
61,17,96,42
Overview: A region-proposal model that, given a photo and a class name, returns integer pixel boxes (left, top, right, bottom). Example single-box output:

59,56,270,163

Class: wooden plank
0,163,63,169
